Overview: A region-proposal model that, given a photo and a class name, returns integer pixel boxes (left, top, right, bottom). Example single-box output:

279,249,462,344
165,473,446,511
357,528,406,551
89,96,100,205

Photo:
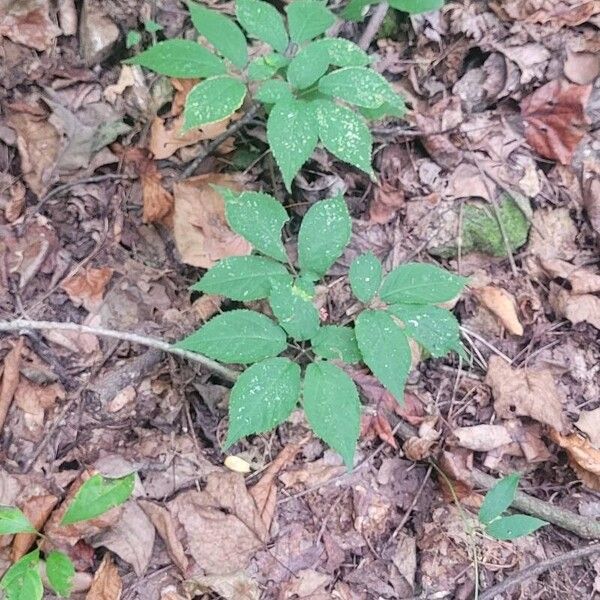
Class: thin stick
358,1,389,50
479,543,600,600
0,319,238,382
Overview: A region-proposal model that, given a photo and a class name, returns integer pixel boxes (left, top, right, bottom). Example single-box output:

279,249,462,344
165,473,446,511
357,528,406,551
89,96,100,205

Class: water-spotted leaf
192,256,291,301
125,39,226,78
247,53,289,80
298,196,351,276
318,38,370,66
312,99,373,175
343,0,373,20
485,514,547,541
0,550,42,600
349,252,382,302
311,326,362,363
236,0,289,53
269,281,320,341
388,304,464,358
188,2,248,68
380,263,467,304
225,357,301,448
183,76,246,130
267,99,318,191
0,506,35,535
303,361,361,468
389,0,444,14
355,310,411,403
62,473,135,525
176,310,287,363
286,43,330,90
255,79,293,104
478,474,520,525
286,0,335,43
45,551,75,598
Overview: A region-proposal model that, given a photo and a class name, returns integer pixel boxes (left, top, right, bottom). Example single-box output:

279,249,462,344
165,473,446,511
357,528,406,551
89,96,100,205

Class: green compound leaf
389,0,444,14
311,326,362,363
236,0,289,53
0,506,36,535
269,281,320,341
312,99,373,175
303,361,361,469
343,0,373,21
286,0,335,43
349,252,382,302
318,66,402,109
176,309,287,364
188,2,248,68
225,357,301,448
221,188,289,261
247,53,289,80
45,551,75,598
183,76,246,130
485,514,547,541
379,262,467,304
388,304,464,358
298,195,351,277
478,473,520,525
267,99,318,191
62,473,135,525
125,39,226,78
287,43,330,90
360,98,406,120
317,38,370,67
0,550,42,600
192,256,291,301
355,310,411,403
255,79,293,104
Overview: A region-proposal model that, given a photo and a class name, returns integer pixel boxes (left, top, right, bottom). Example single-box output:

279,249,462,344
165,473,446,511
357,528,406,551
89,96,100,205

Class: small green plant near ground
175,188,467,467
0,473,135,599
125,0,407,190
478,474,548,540
344,0,444,21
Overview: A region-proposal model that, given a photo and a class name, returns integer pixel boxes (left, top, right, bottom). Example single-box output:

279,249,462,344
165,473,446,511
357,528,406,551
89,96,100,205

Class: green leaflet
177,309,287,364
247,53,289,80
188,2,248,68
379,262,467,304
317,38,370,67
478,474,520,525
183,76,246,130
0,551,42,600
485,514,547,541
343,0,373,20
286,0,335,43
124,39,226,78
255,79,293,104
0,506,36,535
298,195,351,276
267,98,318,191
349,252,382,302
45,551,75,598
354,310,411,403
389,0,444,13
269,281,320,341
236,0,289,53
61,473,135,525
303,361,361,469
192,256,291,301
287,44,330,90
225,357,301,448
311,326,362,363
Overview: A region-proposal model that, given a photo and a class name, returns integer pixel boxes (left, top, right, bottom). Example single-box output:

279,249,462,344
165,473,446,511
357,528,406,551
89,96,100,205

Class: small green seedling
344,0,444,22
125,0,406,190
0,473,135,599
176,188,467,467
478,474,548,540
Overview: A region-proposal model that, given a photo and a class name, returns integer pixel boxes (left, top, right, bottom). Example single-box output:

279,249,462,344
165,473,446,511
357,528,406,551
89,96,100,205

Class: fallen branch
358,1,389,50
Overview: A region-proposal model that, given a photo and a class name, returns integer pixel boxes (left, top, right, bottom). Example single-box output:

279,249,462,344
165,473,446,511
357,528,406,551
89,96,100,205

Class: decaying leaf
492,0,600,28
539,258,600,294
0,0,61,51
551,429,600,491
549,284,600,331
86,554,122,600
403,416,440,461
186,572,260,600
4,180,26,223
61,267,114,312
575,408,600,448
453,424,512,452
0,338,24,432
12,494,58,561
475,286,524,336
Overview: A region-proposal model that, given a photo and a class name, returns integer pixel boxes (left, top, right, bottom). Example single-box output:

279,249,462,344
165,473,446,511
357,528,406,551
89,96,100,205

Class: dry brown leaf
43,328,100,356
12,494,58,561
521,79,592,165
173,174,250,268
551,429,600,491
61,267,114,312
0,338,24,432
539,258,600,294
106,386,136,413
170,79,199,117
575,408,600,448
192,294,223,322
453,424,512,452
186,572,260,600
486,356,567,432
527,207,578,264
403,416,440,461
0,0,61,51
475,286,524,336
280,569,331,598
564,49,600,85
492,0,600,27
4,181,26,223
86,554,122,600
279,452,346,488
549,284,600,330
103,65,137,104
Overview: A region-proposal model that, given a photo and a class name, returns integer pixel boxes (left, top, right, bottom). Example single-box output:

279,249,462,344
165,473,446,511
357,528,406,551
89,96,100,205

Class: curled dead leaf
453,424,512,452
551,429,600,492
475,286,523,336
403,416,440,461
575,408,600,449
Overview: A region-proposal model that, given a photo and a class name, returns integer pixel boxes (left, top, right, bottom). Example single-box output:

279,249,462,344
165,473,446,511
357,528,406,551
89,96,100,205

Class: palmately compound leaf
221,188,289,261
311,326,362,363
298,195,351,277
176,309,287,364
45,551,75,598
379,262,467,304
236,0,289,53
355,310,411,403
349,252,382,303
125,39,226,78
192,256,291,301
485,514,547,541
188,2,248,68
389,0,444,14
0,506,36,535
303,361,361,469
255,79,293,104
286,0,335,43
268,281,320,341
388,304,464,358
61,473,135,525
286,43,330,90
183,76,246,130
267,99,318,191
311,99,374,176
478,473,521,525
225,357,301,448
0,550,42,600
343,0,374,20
